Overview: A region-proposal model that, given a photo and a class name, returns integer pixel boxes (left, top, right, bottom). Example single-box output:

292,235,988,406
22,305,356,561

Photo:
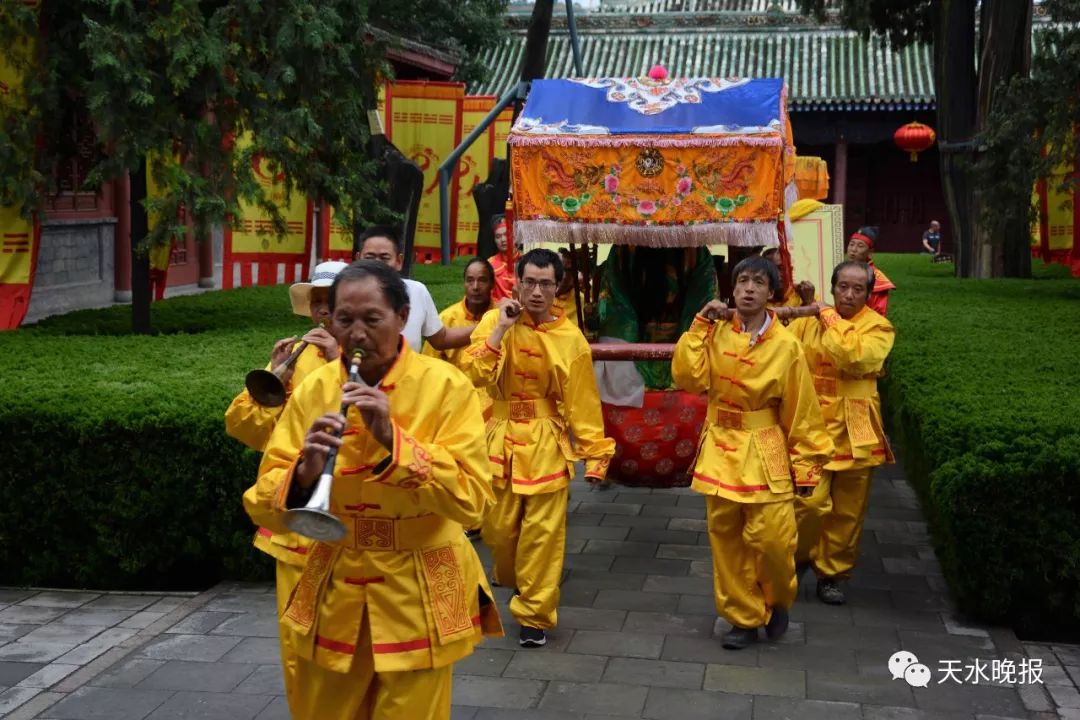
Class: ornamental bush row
878,255,1080,635
0,261,469,590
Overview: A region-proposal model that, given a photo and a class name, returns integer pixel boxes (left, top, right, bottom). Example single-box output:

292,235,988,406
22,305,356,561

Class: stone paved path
2,461,1078,719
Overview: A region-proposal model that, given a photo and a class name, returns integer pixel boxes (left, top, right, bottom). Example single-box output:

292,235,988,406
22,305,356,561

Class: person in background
461,249,615,648
422,256,497,541
423,257,496,368
845,227,894,316
553,248,581,328
788,260,896,606
921,220,942,257
672,256,832,651
244,261,501,719
355,226,474,353
489,215,519,302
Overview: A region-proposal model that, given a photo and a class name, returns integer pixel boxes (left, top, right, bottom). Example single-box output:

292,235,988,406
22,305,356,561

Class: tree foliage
0,0,506,250
973,0,1080,243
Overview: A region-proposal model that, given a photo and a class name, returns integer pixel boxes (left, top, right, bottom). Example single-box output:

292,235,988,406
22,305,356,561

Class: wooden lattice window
45,100,114,218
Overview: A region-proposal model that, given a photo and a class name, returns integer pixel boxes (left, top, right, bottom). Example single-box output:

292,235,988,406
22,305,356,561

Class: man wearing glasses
461,248,615,648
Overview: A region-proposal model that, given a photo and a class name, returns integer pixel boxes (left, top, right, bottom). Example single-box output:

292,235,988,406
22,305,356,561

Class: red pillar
198,233,214,287
832,139,848,208
114,173,132,302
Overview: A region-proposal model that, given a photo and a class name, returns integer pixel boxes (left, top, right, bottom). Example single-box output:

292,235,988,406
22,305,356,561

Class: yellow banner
794,156,830,201
321,205,354,261
1032,133,1078,275
790,203,846,305
223,133,311,288
229,139,309,255
455,96,495,254
494,107,513,161
0,4,40,329
387,81,463,257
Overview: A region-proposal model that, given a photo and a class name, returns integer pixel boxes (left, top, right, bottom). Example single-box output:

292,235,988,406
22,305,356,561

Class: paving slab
538,680,649,716
641,686,753,720
144,690,273,720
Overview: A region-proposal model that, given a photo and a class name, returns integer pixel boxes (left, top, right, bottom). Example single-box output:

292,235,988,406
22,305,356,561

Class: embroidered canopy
509,77,796,248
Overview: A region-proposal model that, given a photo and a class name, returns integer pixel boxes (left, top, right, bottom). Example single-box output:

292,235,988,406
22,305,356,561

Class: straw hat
289,261,348,316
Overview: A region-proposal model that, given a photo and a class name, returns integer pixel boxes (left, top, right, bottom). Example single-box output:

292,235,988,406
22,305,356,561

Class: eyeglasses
520,279,558,292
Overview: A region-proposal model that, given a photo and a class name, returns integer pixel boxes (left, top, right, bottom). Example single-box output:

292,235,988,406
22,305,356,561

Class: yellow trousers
274,560,303,713
793,475,833,565
482,484,567,630
809,467,874,579
705,496,797,629
288,610,452,720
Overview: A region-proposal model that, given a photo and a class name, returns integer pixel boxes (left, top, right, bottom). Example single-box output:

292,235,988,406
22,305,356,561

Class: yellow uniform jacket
460,310,615,494
226,343,331,564
244,344,500,674
422,299,485,368
553,290,582,328
788,306,895,472
672,313,833,503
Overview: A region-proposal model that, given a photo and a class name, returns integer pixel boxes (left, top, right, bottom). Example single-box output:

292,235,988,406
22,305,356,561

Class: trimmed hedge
0,260,468,590
878,254,1080,635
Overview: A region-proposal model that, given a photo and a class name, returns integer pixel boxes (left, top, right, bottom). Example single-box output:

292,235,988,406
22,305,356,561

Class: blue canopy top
512,77,786,136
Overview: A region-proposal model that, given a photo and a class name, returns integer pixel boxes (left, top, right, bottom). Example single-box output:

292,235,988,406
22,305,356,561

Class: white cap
288,261,349,316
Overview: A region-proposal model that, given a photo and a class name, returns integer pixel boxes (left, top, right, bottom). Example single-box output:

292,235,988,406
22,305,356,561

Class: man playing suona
244,261,501,719
461,248,615,648
845,226,895,316
672,256,832,650
788,261,896,605
355,225,475,353
225,260,347,646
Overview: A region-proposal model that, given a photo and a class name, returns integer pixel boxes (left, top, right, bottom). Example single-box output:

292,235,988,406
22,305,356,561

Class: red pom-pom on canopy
647,64,668,81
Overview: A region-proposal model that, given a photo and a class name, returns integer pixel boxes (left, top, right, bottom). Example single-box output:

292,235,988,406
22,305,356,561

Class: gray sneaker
816,578,846,605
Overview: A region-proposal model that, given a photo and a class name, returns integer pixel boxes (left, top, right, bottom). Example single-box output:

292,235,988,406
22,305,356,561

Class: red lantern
894,121,936,162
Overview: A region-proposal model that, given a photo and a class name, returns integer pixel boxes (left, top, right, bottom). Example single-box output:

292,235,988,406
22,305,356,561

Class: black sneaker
816,578,846,605
519,626,547,648
720,626,758,650
765,607,789,640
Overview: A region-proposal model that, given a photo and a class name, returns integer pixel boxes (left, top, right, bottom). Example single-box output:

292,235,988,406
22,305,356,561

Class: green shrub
878,253,1080,633
0,261,467,590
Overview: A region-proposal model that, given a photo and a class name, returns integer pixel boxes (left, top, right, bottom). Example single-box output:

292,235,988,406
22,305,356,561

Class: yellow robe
225,343,331,570
243,344,501,685
553,290,582,328
788,305,896,577
461,309,615,492
672,312,833,629
671,313,833,503
460,310,614,629
422,298,486,368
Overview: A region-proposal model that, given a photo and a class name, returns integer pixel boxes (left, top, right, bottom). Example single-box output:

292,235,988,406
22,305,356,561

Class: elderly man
461,248,615,648
244,261,501,719
355,226,474,352
672,256,832,650
788,261,896,605
423,257,496,368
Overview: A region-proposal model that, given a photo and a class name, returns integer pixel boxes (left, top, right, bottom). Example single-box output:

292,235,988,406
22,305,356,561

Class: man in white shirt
354,226,475,352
